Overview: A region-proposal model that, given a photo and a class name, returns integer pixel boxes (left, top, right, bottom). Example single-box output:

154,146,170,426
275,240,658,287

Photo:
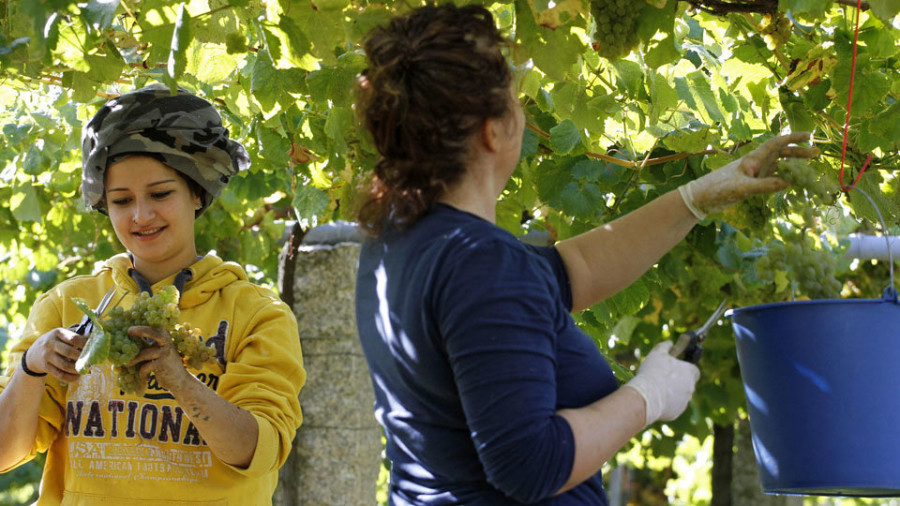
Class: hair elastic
20,348,47,378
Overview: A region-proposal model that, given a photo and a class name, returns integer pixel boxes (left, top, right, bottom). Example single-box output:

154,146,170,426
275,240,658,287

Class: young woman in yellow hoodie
0,84,306,505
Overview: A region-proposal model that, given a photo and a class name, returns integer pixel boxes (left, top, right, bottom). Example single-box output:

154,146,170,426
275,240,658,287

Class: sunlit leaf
81,0,121,32
11,182,42,222
610,314,641,345
291,184,329,221
780,0,833,19
166,3,192,83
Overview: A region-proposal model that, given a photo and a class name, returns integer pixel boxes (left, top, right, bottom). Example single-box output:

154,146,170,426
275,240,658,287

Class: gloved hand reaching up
678,132,820,220
624,341,701,426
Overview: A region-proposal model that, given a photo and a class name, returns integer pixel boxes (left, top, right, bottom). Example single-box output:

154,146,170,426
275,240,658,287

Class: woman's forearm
170,375,259,468
556,190,698,312
555,386,647,494
0,367,47,471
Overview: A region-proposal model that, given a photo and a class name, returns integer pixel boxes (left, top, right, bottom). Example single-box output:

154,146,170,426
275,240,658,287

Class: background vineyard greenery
2,0,900,502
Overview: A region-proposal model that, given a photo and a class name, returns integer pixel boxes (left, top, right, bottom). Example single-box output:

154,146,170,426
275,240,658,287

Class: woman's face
105,156,200,272
498,82,525,180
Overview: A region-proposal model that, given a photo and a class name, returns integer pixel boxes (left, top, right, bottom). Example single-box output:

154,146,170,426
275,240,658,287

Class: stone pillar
274,222,380,506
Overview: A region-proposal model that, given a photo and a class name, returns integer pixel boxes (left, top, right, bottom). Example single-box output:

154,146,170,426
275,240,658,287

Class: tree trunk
711,423,734,506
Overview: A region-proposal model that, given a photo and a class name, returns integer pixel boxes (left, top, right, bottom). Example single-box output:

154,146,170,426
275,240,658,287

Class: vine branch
526,122,717,169
682,0,778,15
682,0,870,15
835,0,870,9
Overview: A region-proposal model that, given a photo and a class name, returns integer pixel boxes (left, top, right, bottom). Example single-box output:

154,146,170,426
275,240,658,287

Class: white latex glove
678,132,820,220
624,341,701,426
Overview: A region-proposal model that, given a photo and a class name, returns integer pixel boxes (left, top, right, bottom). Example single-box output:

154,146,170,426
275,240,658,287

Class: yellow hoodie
1,254,306,505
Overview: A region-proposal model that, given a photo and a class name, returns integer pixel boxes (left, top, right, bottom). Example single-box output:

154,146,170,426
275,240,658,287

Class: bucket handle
851,187,897,302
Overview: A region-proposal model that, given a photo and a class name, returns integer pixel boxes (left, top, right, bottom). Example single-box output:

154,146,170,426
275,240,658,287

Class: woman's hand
127,326,260,469
623,341,700,426
679,132,820,219
26,328,87,382
126,326,192,393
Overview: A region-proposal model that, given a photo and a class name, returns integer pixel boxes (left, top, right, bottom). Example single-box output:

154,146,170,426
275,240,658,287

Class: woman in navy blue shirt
353,5,817,505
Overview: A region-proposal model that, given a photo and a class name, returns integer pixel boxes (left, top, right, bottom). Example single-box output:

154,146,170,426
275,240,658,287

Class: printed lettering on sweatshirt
63,321,229,483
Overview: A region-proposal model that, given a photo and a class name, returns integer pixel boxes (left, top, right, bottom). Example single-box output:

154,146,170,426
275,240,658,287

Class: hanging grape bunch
754,158,843,300
73,286,215,395
775,158,838,209
590,0,645,61
759,11,792,49
755,233,843,299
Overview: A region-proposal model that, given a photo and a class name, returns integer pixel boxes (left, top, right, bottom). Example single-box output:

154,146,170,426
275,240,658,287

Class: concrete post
274,222,380,506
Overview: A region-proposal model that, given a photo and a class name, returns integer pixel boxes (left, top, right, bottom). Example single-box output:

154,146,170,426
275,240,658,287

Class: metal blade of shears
693,299,729,343
669,298,729,363
73,287,117,335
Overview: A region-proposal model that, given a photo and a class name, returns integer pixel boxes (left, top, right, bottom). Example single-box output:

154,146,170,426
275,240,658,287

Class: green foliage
2,0,900,495
0,454,43,505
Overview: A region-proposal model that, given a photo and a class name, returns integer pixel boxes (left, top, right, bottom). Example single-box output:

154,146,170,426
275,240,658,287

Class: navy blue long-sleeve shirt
355,204,620,505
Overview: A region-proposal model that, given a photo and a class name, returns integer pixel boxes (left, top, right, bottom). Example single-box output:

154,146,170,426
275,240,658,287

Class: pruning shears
73,287,117,336
669,299,729,364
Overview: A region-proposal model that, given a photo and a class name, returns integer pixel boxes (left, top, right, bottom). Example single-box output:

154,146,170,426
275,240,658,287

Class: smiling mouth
134,227,165,237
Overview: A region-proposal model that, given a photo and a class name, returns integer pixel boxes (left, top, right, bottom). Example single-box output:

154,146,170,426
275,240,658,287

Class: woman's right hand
678,132,819,219
24,328,87,382
623,341,700,426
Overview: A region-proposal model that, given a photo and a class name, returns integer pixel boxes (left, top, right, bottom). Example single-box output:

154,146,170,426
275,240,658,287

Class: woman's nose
132,198,156,223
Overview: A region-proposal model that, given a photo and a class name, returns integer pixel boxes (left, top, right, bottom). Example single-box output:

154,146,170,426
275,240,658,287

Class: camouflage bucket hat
81,83,249,216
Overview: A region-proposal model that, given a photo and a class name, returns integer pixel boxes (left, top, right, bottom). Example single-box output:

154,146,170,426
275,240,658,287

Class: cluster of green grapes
590,0,644,61
760,12,792,49
776,158,838,208
755,238,842,299
171,323,214,370
749,158,844,299
75,286,214,395
739,195,773,232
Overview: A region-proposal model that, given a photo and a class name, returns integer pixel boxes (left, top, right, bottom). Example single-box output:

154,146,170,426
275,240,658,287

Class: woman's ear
194,196,202,210
479,117,502,154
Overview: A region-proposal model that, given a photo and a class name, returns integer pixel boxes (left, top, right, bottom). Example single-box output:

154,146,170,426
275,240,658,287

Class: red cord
838,0,871,191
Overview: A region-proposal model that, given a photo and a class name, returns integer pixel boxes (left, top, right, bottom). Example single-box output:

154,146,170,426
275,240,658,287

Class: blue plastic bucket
731,292,900,496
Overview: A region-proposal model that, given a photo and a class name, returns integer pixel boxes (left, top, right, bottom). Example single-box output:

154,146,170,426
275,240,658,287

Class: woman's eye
152,191,174,199
110,198,131,206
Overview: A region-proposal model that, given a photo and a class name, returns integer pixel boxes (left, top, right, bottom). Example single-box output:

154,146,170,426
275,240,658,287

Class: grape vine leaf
559,181,604,219
644,35,680,69
609,278,649,315
869,0,900,23
780,0,833,19
291,184,330,222
71,297,109,374
526,0,586,29
166,4,191,86
10,183,42,222
81,0,120,33
535,158,573,205
549,119,581,154
611,314,641,346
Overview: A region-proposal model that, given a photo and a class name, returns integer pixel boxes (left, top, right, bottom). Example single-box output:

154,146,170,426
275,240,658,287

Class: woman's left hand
127,326,192,393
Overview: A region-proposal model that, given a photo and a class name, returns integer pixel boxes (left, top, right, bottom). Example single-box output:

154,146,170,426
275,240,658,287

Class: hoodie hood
106,253,248,309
